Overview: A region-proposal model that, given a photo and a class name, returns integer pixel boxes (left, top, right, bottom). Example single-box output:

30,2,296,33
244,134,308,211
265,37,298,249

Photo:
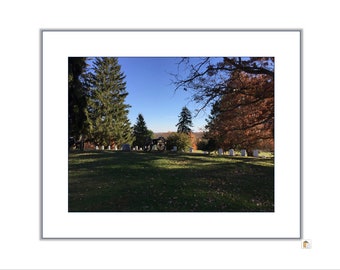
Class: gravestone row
218,148,260,157
92,144,260,157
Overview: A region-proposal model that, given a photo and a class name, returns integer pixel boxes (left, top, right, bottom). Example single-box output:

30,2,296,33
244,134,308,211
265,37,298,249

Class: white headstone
95,146,99,150
253,149,259,157
229,149,235,156
172,146,177,152
241,149,247,156
114,145,118,151
218,148,223,155
189,147,193,153
108,145,111,150
101,146,105,150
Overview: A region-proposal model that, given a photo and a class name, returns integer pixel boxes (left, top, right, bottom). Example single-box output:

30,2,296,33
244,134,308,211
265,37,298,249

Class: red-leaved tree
173,57,274,154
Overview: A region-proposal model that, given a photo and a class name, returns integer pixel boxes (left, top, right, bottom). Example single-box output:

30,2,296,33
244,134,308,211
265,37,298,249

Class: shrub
166,132,191,152
197,138,218,153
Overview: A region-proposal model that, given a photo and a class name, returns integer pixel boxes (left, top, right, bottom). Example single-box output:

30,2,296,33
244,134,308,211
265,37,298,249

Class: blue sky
118,57,211,133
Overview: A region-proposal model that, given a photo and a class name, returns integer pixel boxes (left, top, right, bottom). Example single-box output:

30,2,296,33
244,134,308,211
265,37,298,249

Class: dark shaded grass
69,151,274,212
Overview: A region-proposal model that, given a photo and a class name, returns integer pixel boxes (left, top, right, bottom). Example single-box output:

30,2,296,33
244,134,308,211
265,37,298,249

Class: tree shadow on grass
68,151,274,212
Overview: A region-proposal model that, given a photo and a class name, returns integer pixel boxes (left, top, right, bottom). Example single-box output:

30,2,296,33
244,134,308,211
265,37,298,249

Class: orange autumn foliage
206,71,274,152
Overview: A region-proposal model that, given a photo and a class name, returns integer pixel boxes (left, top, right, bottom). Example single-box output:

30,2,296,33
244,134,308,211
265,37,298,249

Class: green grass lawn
68,151,274,212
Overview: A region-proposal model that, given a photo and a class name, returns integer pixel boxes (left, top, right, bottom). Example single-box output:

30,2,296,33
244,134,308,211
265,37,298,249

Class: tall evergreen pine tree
176,106,193,134
86,57,133,148
133,114,153,148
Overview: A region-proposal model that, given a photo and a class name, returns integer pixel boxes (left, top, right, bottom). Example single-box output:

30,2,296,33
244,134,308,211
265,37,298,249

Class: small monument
241,149,247,156
121,144,131,151
229,149,235,156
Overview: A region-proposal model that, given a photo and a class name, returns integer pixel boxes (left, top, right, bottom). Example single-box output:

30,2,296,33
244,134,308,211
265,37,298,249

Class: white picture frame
42,30,301,239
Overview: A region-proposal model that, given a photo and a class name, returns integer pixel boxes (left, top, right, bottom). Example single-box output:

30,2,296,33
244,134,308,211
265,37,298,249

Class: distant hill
153,131,204,140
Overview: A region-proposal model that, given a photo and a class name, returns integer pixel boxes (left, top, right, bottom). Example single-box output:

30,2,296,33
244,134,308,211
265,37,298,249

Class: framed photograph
42,30,301,238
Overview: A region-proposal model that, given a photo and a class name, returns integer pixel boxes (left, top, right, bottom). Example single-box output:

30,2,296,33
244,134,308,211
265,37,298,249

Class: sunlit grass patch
68,150,274,212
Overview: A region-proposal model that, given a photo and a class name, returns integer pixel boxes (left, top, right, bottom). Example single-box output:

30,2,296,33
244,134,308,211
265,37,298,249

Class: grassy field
69,151,274,212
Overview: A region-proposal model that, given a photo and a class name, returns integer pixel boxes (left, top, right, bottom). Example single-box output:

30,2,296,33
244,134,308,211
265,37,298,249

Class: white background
1,0,339,269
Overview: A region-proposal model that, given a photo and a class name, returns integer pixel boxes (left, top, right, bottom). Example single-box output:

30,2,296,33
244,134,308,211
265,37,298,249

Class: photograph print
68,56,274,213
